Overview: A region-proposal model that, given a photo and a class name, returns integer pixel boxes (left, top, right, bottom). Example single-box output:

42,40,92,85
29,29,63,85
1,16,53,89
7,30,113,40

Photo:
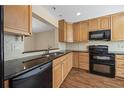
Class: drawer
116,59,124,69
116,68,124,78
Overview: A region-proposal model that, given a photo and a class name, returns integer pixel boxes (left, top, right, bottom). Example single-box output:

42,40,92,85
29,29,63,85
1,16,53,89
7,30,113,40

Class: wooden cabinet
58,20,67,42
98,16,111,30
73,52,89,71
53,53,73,88
89,18,98,31
79,53,89,70
116,55,124,78
112,12,124,40
73,22,80,42
89,16,111,32
53,62,63,88
66,23,73,42
67,53,73,72
73,52,79,68
4,5,32,36
80,21,89,42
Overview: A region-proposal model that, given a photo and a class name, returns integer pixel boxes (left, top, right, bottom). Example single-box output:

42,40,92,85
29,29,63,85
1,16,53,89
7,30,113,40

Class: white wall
24,31,57,51
32,5,58,27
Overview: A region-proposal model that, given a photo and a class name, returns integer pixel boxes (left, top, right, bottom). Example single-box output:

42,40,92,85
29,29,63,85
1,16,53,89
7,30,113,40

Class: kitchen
1,5,124,88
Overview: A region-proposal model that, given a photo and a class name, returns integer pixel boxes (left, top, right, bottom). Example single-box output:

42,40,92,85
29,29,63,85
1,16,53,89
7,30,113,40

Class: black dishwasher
10,62,52,88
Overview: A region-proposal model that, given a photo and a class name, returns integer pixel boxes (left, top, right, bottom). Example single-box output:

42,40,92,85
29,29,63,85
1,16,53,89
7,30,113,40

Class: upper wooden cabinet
80,21,89,42
73,22,80,42
66,23,73,42
112,12,124,41
89,16,111,31
58,20,67,42
98,16,111,30
4,5,32,36
89,18,98,31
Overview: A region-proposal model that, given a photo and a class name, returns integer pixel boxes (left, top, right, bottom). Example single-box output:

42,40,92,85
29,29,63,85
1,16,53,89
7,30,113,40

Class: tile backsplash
66,41,124,52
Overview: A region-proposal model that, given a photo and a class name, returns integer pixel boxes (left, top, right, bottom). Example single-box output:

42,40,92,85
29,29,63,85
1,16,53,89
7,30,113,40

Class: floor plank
60,68,124,88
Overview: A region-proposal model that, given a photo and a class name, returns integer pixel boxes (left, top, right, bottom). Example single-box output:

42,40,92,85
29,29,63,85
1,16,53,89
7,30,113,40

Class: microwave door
90,33,104,40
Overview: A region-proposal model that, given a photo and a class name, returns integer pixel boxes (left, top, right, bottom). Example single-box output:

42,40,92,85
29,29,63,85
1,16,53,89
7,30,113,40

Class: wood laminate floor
60,68,124,88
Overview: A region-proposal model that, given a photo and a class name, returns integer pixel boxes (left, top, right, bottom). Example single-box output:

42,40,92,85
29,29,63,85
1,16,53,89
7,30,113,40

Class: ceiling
32,17,55,33
43,5,124,23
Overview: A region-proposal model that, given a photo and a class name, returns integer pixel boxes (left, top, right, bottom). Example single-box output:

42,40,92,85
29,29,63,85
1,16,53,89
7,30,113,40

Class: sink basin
42,52,64,58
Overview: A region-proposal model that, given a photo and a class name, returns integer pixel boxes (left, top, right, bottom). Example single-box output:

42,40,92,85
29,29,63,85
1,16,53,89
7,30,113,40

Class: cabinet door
73,23,80,42
53,63,62,88
98,16,111,30
63,58,68,80
66,23,73,42
65,53,73,73
89,18,98,31
80,21,89,42
4,5,32,35
73,52,79,68
79,53,89,70
112,12,124,40
58,20,67,42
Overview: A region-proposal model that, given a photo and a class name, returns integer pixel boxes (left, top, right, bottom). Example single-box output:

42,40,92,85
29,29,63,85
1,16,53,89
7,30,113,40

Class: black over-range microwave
89,30,111,41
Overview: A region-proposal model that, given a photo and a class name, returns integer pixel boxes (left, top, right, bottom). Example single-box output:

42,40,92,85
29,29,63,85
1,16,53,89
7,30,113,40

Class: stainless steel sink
42,52,64,58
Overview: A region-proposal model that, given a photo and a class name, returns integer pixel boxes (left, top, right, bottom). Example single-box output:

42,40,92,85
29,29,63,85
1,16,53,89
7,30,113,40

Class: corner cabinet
4,5,32,36
112,12,124,41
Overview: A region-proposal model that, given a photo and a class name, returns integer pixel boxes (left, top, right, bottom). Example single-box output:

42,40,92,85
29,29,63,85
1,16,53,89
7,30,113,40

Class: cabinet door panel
4,5,32,35
89,19,98,31
73,23,80,42
98,16,111,30
112,12,124,40
73,52,79,68
80,21,88,42
63,59,68,80
53,63,62,88
59,20,67,42
66,23,73,42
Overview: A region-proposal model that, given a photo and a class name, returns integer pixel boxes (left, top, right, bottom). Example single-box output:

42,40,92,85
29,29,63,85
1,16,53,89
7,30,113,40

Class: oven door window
93,64,110,73
93,56,111,60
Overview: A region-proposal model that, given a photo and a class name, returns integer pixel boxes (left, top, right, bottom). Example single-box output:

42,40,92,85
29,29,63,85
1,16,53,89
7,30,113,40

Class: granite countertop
4,50,72,80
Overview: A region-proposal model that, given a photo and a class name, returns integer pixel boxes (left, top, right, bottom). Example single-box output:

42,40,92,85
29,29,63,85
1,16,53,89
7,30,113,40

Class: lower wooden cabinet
73,52,79,68
116,55,124,79
73,52,89,70
53,53,73,88
79,53,89,70
53,62,63,88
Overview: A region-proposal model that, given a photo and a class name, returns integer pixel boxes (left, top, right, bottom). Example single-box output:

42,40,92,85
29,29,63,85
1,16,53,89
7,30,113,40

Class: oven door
90,62,115,78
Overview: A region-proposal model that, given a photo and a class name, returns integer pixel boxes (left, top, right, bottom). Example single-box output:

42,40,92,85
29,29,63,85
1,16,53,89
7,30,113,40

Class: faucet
45,45,52,54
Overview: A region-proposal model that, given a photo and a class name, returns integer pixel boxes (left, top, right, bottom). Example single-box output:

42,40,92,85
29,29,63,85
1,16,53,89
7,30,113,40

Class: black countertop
4,50,72,80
